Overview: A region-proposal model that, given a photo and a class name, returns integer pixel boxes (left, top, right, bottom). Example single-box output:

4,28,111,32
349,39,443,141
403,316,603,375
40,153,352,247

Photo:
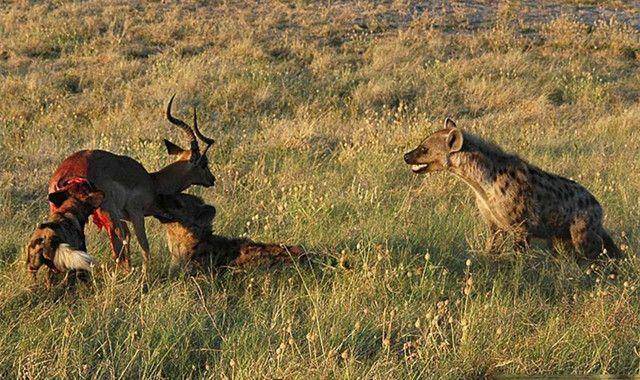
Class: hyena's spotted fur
155,193,306,271
404,118,621,260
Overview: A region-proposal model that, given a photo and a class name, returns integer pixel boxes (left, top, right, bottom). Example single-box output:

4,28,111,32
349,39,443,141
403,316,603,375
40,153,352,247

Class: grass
1,0,639,378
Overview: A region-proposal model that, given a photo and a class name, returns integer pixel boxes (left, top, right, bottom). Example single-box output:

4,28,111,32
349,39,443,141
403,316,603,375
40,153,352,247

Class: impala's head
164,95,216,188
404,118,464,174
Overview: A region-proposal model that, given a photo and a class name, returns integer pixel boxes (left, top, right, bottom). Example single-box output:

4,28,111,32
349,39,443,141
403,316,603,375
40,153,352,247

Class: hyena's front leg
550,237,573,256
570,218,604,260
512,227,531,253
485,224,505,254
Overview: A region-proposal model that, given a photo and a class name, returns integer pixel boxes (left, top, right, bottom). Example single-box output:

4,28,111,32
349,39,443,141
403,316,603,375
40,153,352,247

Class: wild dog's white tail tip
54,244,96,271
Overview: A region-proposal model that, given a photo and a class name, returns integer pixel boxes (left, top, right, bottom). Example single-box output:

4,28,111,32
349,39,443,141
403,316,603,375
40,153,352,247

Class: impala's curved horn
166,95,199,153
193,108,216,159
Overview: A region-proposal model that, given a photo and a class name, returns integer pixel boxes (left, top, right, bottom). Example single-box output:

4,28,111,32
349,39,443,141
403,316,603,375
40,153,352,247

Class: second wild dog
26,180,103,287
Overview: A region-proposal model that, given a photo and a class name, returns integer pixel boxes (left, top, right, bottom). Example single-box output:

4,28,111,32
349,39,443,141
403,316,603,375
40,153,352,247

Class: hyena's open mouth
411,164,429,174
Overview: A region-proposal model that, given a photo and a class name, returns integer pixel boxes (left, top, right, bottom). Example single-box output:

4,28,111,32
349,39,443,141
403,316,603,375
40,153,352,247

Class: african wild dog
404,118,621,260
26,180,103,287
155,193,306,271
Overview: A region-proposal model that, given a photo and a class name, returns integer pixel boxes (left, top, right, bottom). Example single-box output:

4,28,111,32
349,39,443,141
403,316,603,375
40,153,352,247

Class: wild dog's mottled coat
26,181,103,286
404,118,620,259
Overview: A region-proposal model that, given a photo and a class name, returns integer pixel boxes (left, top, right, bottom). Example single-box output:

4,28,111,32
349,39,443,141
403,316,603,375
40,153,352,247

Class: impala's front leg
99,207,131,272
130,212,151,278
112,222,131,271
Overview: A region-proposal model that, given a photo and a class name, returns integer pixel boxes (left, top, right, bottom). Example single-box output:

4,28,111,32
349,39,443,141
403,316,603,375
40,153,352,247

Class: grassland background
1,0,639,378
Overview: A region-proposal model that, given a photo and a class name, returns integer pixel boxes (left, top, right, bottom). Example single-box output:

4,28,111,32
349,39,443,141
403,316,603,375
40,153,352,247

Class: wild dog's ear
48,190,69,208
444,117,457,129
75,190,105,208
38,222,57,230
65,183,105,208
86,190,105,208
164,139,187,155
42,235,61,261
446,128,464,152
197,204,216,223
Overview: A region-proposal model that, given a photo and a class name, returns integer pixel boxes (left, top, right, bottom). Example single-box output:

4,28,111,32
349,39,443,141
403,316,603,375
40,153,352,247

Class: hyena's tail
600,230,623,259
230,242,306,268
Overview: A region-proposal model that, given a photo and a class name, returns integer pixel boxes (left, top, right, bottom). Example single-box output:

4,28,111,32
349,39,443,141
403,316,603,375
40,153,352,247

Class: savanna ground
1,0,639,378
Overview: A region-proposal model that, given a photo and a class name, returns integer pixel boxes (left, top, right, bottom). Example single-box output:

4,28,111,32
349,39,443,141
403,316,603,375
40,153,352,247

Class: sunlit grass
0,1,639,378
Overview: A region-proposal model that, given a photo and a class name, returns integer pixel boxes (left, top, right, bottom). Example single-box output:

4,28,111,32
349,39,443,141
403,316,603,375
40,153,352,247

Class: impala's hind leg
98,207,131,271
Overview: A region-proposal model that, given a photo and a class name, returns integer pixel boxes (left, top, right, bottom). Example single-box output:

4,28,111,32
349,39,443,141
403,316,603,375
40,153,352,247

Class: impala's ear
444,117,457,129
164,139,187,155
446,128,464,153
48,190,69,208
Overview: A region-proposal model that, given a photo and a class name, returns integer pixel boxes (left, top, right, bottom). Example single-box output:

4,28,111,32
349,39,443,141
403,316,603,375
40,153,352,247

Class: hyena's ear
444,117,457,129
164,139,187,155
446,128,464,152
48,190,69,208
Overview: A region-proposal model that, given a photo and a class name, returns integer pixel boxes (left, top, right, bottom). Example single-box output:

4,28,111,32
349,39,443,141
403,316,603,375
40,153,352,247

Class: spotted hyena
155,193,306,271
404,118,621,260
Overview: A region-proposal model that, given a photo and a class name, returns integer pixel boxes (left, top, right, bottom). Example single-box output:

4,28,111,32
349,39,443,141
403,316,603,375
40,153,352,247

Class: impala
47,95,217,274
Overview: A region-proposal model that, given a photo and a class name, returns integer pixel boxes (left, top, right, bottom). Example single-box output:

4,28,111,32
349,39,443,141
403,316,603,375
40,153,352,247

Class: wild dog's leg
45,269,55,290
129,212,151,276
